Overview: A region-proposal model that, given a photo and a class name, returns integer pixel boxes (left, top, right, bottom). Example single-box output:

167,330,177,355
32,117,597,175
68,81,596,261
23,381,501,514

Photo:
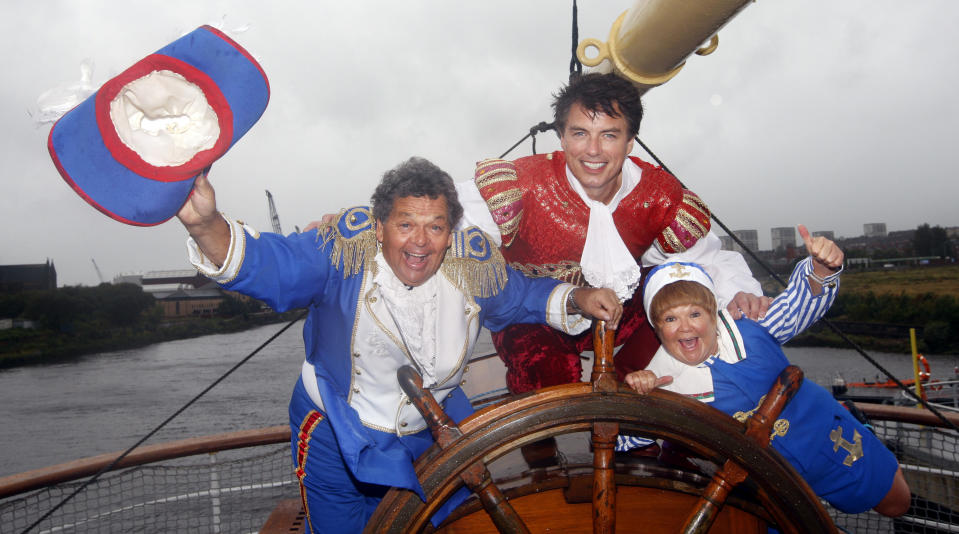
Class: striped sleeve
757,257,840,344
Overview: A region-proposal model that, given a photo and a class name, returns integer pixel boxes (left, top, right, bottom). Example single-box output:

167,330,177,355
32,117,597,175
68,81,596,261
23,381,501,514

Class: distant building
114,269,212,295
771,227,796,251
732,229,759,254
719,235,734,250
0,260,57,293
812,230,835,241
155,287,225,318
864,223,887,238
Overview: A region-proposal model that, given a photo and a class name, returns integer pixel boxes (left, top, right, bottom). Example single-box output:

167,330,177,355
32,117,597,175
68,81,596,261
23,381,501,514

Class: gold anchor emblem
770,419,789,441
733,395,790,444
668,264,690,279
829,425,864,466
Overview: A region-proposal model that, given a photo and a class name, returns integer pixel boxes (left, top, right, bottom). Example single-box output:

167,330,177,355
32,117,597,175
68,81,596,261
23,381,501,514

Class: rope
634,136,959,434
569,0,583,78
20,310,308,534
499,121,554,159
500,0,580,160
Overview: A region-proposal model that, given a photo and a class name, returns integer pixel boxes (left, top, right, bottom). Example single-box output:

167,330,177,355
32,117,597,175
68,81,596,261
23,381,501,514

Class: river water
2,322,958,478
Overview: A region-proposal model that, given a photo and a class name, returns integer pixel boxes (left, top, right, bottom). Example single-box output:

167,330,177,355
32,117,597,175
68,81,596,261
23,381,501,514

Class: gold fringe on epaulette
441,246,508,298
329,231,378,278
315,209,378,279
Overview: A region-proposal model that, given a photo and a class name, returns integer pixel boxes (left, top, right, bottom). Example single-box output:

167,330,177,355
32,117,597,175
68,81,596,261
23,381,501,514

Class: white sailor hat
642,261,716,314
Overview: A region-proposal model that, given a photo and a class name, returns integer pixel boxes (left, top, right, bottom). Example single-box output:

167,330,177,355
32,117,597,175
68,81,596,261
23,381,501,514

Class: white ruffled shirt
372,252,442,387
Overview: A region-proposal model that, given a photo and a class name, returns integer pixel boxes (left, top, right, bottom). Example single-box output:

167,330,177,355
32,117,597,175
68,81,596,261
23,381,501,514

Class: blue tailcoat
218,206,566,498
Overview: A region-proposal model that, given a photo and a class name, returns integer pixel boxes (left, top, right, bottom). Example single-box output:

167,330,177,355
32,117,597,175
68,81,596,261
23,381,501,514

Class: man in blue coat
177,157,623,533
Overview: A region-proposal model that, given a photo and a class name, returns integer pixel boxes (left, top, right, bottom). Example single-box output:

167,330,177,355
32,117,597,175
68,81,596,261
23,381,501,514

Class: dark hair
551,72,643,137
649,281,717,327
370,157,463,226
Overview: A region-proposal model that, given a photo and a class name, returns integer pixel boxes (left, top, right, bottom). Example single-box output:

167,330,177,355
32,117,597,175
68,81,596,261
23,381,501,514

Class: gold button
355,369,362,375
369,296,377,303
400,422,408,427
353,387,360,393
464,365,470,372
406,399,412,405
353,352,360,358
460,380,467,386
464,308,470,315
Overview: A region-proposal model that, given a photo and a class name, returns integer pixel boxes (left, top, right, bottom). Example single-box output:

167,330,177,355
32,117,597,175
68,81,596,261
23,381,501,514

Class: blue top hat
48,25,270,226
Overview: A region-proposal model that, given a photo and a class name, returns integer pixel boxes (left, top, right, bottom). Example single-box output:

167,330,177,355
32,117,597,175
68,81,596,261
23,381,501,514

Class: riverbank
789,329,916,354
0,310,304,368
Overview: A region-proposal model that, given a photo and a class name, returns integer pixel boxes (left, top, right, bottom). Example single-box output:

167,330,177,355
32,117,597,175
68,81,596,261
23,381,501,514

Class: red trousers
492,294,659,394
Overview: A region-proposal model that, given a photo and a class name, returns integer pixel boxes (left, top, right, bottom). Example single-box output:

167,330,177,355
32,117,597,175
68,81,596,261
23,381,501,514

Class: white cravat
373,253,440,386
566,160,643,301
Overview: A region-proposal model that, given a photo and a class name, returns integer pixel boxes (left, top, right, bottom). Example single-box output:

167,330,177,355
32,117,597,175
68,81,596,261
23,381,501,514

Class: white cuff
547,283,590,335
185,214,256,284
804,258,843,288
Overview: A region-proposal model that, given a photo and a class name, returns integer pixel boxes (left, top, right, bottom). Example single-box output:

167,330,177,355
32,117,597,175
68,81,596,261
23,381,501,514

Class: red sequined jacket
474,151,710,286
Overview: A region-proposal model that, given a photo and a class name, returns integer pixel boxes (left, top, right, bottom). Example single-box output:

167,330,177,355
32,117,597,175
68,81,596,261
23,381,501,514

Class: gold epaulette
442,227,508,298
316,206,378,279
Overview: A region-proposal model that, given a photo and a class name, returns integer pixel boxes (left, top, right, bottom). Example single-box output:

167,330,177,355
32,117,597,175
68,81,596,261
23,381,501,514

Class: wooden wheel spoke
396,365,530,534
591,321,618,533
681,366,805,534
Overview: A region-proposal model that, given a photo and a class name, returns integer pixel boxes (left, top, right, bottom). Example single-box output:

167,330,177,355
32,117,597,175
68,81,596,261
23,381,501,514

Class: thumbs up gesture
798,224,844,291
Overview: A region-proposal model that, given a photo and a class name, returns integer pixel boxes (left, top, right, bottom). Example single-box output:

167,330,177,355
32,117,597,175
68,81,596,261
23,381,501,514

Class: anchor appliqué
829,425,864,466
733,394,790,443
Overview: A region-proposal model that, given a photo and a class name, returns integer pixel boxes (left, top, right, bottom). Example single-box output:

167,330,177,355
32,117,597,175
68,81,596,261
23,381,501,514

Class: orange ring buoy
918,354,931,381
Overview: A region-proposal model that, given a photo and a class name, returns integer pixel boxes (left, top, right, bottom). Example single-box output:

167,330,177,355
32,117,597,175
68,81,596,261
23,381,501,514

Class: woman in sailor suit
621,226,911,517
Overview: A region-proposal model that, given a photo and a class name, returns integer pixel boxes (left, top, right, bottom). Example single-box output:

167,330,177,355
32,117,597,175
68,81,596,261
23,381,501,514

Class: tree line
802,290,959,354
0,284,272,367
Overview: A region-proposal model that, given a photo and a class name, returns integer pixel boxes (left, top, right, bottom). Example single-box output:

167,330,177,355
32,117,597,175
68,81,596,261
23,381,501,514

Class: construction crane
265,190,283,234
91,258,105,284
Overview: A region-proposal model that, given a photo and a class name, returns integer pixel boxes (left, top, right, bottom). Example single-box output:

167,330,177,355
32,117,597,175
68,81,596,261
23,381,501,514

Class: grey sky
3,1,958,287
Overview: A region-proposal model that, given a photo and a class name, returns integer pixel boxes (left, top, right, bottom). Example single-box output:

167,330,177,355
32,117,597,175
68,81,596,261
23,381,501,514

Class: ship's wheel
364,323,837,534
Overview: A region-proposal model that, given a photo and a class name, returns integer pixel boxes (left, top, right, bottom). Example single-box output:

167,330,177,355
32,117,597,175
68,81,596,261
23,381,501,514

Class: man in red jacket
455,73,766,398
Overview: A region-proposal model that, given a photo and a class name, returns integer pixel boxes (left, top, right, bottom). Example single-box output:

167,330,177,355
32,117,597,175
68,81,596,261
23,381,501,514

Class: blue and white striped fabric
757,257,840,344
616,434,655,451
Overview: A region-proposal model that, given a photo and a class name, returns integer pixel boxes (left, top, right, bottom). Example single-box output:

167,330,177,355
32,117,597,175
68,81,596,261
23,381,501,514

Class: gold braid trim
659,226,684,254
486,189,524,240
683,191,709,218
317,207,378,279
680,192,710,236
443,229,509,298
657,192,711,253
509,260,586,286
475,159,518,189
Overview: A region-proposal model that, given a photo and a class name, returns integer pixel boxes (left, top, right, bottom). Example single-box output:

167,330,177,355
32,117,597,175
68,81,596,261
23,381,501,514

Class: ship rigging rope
19,309,309,534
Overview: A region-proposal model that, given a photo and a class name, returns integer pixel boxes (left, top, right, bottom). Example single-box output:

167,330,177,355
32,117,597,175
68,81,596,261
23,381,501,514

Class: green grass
841,264,959,297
